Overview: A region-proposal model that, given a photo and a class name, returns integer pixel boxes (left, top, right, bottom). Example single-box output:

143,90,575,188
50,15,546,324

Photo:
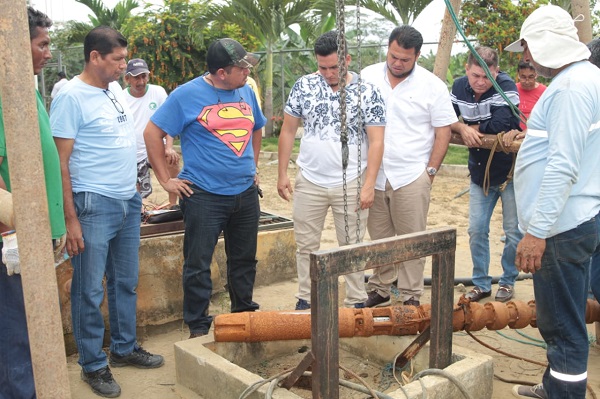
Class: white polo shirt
123,84,168,162
361,63,457,190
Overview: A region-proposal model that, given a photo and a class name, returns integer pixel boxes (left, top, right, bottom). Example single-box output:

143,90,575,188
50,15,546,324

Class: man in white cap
506,5,600,399
123,58,180,207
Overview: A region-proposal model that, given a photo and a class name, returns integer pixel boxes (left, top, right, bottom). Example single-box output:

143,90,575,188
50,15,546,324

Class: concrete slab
175,334,493,399
57,227,297,355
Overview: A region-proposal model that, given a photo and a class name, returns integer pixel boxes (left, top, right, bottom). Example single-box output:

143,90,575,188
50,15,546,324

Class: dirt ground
66,159,600,399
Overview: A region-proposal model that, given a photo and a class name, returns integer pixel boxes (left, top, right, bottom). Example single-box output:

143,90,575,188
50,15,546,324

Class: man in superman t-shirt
145,38,266,338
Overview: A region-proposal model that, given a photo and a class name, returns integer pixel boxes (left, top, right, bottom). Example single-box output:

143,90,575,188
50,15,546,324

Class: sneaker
495,284,514,302
464,287,491,302
354,302,366,309
81,366,121,398
109,346,164,369
365,291,391,308
512,383,547,398
403,297,420,307
295,299,310,310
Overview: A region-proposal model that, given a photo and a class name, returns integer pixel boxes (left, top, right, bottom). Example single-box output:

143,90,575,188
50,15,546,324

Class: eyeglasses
103,89,125,114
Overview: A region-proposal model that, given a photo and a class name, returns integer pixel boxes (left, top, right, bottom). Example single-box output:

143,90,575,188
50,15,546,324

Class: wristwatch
426,166,437,176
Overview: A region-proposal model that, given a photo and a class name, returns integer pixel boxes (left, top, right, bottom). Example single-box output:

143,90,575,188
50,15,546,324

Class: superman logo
197,102,255,156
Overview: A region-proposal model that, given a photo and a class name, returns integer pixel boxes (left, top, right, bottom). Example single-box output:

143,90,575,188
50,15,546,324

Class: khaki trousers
366,171,431,301
293,171,368,306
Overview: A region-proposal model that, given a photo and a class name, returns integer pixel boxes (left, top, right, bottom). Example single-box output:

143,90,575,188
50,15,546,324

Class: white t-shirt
361,63,457,190
51,78,69,98
123,84,168,162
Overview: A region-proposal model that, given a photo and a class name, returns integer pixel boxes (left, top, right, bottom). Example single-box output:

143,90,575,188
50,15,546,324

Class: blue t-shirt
151,76,266,195
50,78,137,200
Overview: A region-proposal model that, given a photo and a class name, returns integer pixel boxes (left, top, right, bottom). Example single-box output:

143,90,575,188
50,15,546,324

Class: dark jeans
180,184,260,335
534,212,600,398
0,242,35,399
590,252,600,300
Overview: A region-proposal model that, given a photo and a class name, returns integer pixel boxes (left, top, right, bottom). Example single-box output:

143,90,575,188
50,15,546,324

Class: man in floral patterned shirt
277,30,385,310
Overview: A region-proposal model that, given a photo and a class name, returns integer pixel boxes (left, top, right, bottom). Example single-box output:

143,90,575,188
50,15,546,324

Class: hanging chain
335,0,351,245
354,0,363,245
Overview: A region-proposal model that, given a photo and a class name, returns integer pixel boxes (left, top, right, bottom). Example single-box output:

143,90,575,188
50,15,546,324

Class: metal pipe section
0,3,71,398
214,299,600,342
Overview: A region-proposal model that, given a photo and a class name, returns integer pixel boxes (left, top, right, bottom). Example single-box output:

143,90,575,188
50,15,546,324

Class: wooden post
433,0,462,82
570,0,593,44
450,132,522,153
309,228,456,398
0,3,71,398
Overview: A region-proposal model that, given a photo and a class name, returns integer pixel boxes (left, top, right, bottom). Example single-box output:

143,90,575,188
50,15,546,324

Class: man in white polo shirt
361,25,457,308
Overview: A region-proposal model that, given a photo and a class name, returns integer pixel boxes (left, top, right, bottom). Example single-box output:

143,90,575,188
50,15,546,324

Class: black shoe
353,302,366,309
464,287,491,302
189,331,207,339
365,291,391,308
495,284,514,302
403,297,420,307
109,346,164,369
295,299,310,310
81,366,121,398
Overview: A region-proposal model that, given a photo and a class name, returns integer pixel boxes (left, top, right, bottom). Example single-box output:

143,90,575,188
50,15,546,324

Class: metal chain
335,0,351,245
354,0,363,245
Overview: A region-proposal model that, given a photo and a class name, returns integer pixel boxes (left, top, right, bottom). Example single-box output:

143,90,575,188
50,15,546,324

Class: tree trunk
433,0,462,83
570,0,592,44
264,44,274,138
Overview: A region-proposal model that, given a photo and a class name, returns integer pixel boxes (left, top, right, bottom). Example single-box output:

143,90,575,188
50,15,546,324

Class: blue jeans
180,184,260,335
71,191,141,373
534,213,599,398
468,182,522,291
0,243,36,399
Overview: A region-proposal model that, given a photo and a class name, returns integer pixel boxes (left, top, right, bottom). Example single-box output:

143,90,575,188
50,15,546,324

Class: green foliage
64,0,140,44
456,0,580,79
126,0,205,91
314,0,429,25
459,0,550,70
126,0,259,92
443,145,469,165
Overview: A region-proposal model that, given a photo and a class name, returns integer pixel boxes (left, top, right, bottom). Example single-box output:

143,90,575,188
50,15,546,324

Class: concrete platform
56,226,297,355
175,334,493,399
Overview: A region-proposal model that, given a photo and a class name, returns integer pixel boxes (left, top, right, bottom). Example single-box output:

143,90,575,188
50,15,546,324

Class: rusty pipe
214,299,600,342
214,305,431,342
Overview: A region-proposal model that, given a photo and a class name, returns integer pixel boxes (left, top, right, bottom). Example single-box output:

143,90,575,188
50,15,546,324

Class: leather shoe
365,291,391,308
403,297,420,307
464,287,491,302
495,284,514,302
